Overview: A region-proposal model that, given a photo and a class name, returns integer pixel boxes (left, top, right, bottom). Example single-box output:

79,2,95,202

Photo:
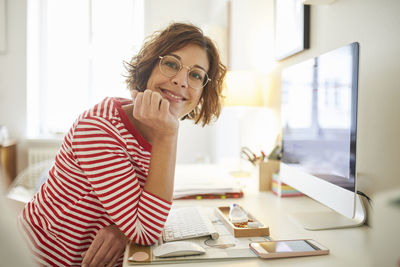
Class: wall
144,0,229,66
230,0,275,71
0,0,27,171
0,0,26,138
226,0,279,162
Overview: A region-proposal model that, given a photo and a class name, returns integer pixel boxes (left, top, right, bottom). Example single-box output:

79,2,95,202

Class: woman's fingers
104,246,125,267
132,89,179,136
86,241,123,267
85,242,109,267
81,237,104,267
134,90,164,118
159,98,170,114
130,89,139,100
150,91,163,113
133,92,144,118
142,89,152,107
82,225,128,267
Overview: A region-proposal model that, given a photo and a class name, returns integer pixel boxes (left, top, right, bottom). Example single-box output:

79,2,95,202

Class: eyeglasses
158,55,211,90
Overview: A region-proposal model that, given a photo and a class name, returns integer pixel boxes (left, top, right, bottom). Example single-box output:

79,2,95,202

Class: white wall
144,0,229,66
0,0,27,171
0,0,26,138
230,0,275,71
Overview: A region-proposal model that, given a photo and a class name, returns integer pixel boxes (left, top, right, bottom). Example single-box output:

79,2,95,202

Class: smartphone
249,239,329,259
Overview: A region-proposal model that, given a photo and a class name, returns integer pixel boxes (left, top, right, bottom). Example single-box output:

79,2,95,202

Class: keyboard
162,206,219,242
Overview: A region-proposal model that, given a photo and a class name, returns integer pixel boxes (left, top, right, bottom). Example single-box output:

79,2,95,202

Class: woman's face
146,44,209,118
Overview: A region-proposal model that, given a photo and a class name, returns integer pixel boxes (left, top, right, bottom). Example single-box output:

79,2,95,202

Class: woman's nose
171,68,189,88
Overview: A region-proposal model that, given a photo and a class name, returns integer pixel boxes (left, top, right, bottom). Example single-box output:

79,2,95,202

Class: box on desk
272,173,303,197
215,205,269,237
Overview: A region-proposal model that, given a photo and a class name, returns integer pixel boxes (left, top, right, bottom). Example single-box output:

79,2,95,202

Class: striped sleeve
71,116,171,245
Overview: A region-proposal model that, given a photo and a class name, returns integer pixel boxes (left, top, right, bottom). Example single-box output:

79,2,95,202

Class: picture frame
274,0,310,60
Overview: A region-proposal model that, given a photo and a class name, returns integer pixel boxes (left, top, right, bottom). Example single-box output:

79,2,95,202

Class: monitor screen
281,42,359,193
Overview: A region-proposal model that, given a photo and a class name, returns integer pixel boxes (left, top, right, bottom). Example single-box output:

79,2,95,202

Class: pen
261,151,266,161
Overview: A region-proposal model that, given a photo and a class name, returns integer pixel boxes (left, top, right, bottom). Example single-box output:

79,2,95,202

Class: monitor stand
288,194,366,230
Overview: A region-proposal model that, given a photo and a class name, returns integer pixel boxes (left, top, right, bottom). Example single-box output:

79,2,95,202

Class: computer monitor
279,42,366,230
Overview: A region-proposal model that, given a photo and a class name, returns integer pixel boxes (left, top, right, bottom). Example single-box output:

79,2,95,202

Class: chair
7,160,52,203
0,153,26,214
0,155,36,265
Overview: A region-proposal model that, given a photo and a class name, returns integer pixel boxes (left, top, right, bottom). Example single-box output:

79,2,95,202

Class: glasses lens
188,68,208,89
159,55,210,89
159,56,181,77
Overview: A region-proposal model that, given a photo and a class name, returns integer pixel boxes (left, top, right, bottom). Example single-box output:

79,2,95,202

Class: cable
357,191,373,208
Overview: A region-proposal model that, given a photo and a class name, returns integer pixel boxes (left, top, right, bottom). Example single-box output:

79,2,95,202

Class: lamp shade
223,70,263,107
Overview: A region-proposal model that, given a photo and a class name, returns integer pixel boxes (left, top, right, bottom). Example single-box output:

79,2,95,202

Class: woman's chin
168,107,181,119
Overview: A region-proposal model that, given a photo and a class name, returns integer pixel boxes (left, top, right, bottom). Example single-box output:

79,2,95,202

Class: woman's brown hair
125,22,227,126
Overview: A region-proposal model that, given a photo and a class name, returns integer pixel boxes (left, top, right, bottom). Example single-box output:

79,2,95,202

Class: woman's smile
160,88,187,102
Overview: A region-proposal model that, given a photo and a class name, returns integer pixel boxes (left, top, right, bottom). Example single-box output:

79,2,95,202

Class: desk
123,164,372,267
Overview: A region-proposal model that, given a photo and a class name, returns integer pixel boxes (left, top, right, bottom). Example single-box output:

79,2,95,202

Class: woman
19,22,226,266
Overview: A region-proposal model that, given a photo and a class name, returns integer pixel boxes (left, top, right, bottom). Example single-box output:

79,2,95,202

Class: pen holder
258,160,280,191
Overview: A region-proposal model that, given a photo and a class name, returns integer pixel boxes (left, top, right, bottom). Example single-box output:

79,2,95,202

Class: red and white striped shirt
19,97,172,266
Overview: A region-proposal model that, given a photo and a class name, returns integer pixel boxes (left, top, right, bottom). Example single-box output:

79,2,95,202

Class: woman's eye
165,61,179,70
190,71,203,81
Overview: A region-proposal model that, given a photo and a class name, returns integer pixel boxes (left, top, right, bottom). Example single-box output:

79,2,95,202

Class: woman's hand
81,225,128,267
133,89,179,138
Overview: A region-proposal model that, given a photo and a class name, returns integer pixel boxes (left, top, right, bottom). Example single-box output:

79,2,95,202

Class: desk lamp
223,70,264,177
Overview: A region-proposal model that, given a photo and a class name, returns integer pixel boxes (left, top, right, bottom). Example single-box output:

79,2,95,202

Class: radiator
10,147,60,195
28,147,59,166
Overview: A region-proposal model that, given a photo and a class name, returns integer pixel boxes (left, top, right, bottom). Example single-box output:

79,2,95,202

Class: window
27,0,144,137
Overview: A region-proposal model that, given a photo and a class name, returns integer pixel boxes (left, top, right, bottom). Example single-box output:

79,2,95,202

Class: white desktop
279,42,366,230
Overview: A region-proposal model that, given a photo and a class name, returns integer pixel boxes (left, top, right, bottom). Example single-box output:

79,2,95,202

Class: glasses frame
158,55,211,89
